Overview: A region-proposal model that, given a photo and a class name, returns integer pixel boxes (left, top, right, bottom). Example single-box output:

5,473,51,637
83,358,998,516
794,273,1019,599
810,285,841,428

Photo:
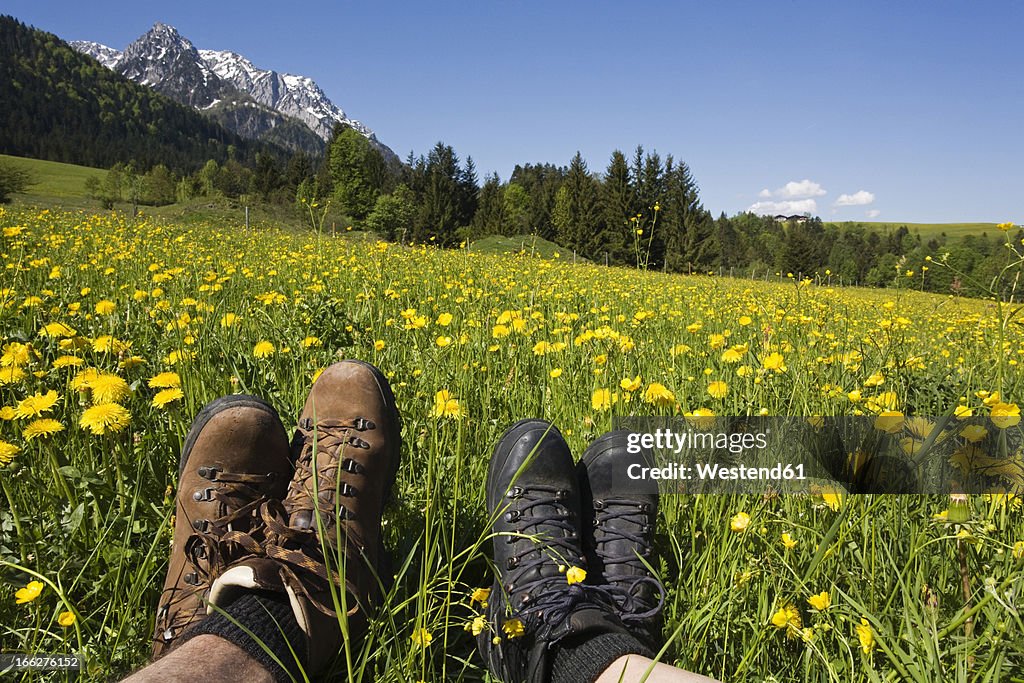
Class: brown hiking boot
208,360,402,675
152,395,292,658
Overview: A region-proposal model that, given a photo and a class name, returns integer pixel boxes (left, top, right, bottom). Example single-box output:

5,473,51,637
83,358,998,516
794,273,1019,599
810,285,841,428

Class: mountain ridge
71,23,395,161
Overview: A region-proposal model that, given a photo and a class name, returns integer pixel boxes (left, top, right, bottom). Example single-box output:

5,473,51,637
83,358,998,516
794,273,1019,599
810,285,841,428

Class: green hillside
1,153,105,199
468,233,578,260
827,220,1002,240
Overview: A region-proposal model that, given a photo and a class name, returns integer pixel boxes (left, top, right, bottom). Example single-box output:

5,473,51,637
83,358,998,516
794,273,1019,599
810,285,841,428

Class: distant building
774,214,809,224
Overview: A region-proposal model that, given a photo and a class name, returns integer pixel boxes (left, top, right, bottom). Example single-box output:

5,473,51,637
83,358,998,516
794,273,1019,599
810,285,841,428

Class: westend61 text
627,462,806,481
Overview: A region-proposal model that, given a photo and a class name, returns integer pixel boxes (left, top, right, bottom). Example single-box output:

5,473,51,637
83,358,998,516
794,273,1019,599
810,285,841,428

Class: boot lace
592,497,665,624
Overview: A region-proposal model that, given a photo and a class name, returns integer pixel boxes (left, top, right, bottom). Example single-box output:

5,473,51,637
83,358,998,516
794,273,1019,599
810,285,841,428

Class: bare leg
123,635,274,683
595,654,721,683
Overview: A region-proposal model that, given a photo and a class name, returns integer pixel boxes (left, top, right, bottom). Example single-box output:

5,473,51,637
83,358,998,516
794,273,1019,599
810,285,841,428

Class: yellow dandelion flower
550,368,563,378
762,352,787,373
0,407,15,420
738,315,752,326
14,390,60,418
301,336,322,349
591,388,615,412
707,381,728,399
220,313,240,327
492,324,510,338
148,372,181,389
532,340,552,355
643,382,676,408
0,366,27,385
619,376,641,392
730,512,751,533
80,403,131,435
90,374,129,405
1013,541,1024,559
57,611,76,627
52,355,84,369
0,440,19,465
864,372,885,387
820,490,844,511
253,341,275,358
437,312,453,326
94,299,116,315
15,580,44,604
39,322,77,338
152,388,184,409
781,532,797,550
432,389,463,419
807,592,831,611
23,418,64,441
436,336,452,348
374,339,386,351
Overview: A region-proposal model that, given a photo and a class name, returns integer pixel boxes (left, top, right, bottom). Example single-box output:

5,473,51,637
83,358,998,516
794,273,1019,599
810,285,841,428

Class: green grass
1,208,1022,682
469,233,580,260
0,154,106,200
828,221,1004,241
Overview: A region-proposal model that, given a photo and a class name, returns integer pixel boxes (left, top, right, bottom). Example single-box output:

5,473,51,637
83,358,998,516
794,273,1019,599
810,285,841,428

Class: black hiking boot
477,419,638,682
579,430,665,646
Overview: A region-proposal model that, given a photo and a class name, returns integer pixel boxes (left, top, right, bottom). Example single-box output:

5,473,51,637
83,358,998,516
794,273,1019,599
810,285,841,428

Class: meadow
0,206,1022,682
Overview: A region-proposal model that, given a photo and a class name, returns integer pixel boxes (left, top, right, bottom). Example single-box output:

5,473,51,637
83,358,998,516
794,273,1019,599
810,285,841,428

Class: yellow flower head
781,532,798,550
0,440,19,465
152,388,184,409
432,389,463,419
730,511,751,533
470,587,491,606
502,618,525,638
591,388,615,412
770,602,802,639
856,617,875,654
90,374,129,405
990,402,1021,429
15,580,44,604
57,611,76,627
410,627,432,647
707,381,728,399
643,382,676,408
148,372,181,389
566,566,587,585
94,299,116,315
253,341,275,359
373,339,386,351
14,390,60,418
807,591,831,611
23,418,64,441
80,403,131,435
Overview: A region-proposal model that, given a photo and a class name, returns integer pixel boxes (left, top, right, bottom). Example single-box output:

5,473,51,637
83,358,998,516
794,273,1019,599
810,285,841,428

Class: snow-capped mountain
198,49,374,143
70,23,392,159
69,40,120,69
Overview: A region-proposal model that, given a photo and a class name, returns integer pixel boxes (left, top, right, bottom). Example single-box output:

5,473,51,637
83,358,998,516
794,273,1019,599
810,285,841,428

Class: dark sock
550,631,654,683
180,591,307,683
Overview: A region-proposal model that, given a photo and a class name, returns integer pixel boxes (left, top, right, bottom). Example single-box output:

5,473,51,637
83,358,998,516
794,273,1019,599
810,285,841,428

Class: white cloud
758,188,772,198
866,209,881,219
834,190,875,206
748,199,818,216
776,179,827,199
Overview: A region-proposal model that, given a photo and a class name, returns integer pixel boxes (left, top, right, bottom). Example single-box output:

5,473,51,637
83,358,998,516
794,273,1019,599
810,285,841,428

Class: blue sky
6,1,1022,223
